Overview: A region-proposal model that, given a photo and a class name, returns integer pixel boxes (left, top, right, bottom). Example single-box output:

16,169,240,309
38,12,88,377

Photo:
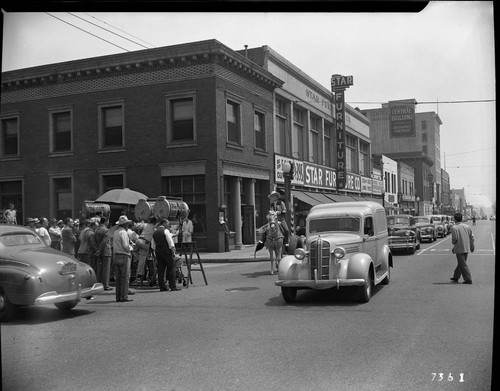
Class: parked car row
386,214,453,254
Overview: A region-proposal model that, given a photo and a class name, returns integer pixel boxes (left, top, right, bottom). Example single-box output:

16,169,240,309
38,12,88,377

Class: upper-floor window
226,100,241,145
292,107,305,160
308,115,321,163
422,132,427,143
359,141,370,175
0,116,19,157
324,121,333,167
166,94,197,144
346,134,358,173
254,111,266,150
98,101,125,150
49,109,72,153
421,120,427,130
275,98,289,155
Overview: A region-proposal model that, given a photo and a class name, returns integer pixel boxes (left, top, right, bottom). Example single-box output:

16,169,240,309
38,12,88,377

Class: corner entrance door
241,205,255,245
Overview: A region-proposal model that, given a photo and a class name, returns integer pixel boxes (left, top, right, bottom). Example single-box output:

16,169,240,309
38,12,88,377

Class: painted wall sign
389,102,416,138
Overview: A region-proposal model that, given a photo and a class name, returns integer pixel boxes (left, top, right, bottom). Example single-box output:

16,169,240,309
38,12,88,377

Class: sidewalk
196,244,270,263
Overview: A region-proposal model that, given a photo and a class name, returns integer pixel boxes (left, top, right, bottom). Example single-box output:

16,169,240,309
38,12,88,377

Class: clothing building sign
389,101,416,138
331,74,353,190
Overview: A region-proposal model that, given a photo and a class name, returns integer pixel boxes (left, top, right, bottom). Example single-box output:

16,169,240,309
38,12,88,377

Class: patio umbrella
95,188,148,206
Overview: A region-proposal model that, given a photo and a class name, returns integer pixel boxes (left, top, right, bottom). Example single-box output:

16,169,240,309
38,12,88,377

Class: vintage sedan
275,202,393,303
427,215,448,238
0,224,104,322
386,214,421,254
414,216,437,242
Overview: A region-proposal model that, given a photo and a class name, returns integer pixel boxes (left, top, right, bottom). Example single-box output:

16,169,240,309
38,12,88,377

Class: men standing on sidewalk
450,212,475,284
113,215,134,302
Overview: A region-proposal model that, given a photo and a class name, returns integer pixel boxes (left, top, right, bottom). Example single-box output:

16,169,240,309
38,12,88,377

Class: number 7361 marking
431,373,465,382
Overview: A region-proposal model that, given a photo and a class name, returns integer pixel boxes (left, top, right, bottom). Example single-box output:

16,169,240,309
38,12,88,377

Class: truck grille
309,239,330,280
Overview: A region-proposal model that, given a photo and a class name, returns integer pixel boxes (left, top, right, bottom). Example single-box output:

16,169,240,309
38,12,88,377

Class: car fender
0,264,40,305
381,244,393,268
278,254,310,280
346,253,373,280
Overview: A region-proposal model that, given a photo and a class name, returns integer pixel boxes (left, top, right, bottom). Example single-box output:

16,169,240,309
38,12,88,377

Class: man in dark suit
152,219,179,292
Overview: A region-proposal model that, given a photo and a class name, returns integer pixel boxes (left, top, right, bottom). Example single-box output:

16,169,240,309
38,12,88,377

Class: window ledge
49,152,74,158
0,156,20,162
166,141,198,149
98,148,126,154
254,149,268,157
226,142,243,151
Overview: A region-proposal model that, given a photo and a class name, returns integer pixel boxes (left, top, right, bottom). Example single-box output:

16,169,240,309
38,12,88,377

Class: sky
1,2,496,212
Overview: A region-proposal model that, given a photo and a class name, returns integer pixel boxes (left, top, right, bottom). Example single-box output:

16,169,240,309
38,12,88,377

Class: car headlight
294,248,307,260
333,247,346,260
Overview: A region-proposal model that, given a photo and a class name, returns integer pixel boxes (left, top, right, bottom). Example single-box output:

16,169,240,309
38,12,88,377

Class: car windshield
309,217,360,233
415,217,430,224
430,217,442,223
387,217,410,226
0,232,42,247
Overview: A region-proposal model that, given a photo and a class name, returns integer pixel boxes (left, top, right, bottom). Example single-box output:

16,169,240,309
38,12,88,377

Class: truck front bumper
275,279,366,290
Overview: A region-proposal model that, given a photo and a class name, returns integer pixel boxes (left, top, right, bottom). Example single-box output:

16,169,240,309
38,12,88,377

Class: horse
263,210,285,275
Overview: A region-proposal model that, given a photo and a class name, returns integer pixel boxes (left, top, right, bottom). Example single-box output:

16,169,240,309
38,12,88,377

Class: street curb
198,257,270,264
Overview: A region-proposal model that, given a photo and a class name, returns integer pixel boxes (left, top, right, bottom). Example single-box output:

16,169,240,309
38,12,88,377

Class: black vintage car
414,216,437,242
0,224,104,322
386,214,421,254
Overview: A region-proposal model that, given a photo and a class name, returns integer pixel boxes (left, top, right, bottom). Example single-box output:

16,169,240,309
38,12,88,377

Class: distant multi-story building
441,169,452,214
360,99,442,215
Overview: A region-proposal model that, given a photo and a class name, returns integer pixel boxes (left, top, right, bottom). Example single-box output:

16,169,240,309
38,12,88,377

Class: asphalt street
1,220,495,391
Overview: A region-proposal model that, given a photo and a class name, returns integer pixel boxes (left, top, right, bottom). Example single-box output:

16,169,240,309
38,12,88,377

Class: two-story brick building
1,39,283,251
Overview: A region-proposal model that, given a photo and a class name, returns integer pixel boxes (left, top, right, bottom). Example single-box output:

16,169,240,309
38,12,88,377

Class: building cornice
1,39,284,92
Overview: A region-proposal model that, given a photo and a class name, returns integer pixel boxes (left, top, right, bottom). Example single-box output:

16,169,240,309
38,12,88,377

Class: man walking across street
450,212,475,284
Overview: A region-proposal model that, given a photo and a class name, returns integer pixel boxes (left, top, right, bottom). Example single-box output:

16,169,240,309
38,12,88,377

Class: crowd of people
3,204,194,303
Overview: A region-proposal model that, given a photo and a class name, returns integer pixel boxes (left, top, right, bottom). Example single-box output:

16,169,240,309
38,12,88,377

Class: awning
293,190,358,207
324,194,358,203
293,190,323,206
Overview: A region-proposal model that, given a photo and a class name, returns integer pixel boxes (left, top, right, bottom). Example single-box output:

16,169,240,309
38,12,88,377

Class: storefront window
163,175,206,233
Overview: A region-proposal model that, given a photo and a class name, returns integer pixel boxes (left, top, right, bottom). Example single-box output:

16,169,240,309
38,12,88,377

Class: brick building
1,39,283,251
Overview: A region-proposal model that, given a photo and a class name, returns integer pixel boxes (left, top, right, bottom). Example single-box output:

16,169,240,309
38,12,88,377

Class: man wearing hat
49,218,63,250
268,190,289,246
113,215,134,302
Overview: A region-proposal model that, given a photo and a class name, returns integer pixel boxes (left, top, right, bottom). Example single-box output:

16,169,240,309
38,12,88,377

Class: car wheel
357,274,372,303
54,299,79,311
0,290,17,322
281,287,297,303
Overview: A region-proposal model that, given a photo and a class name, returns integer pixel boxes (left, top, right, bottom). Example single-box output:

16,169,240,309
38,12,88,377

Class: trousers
156,247,176,290
114,254,131,301
453,253,472,282
96,255,112,289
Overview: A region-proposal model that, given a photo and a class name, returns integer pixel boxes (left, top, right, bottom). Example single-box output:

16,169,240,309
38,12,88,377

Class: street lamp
416,196,420,216
282,161,294,233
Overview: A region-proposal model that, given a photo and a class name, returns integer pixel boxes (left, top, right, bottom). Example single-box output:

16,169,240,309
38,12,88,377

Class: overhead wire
68,12,154,50
81,12,156,49
45,12,131,52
